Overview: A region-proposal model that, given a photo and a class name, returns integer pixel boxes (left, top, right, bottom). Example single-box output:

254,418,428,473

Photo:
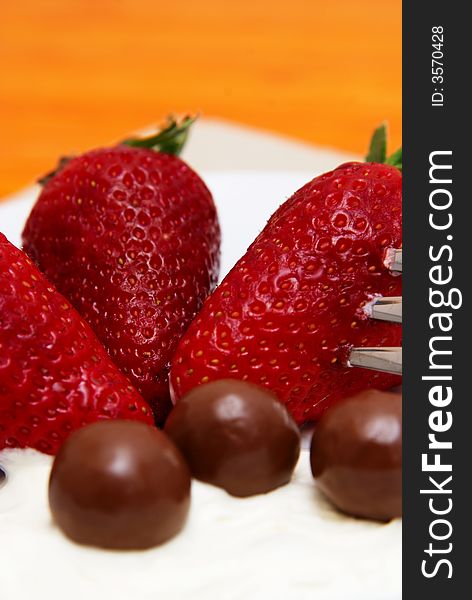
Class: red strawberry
170,131,402,425
22,117,220,423
0,234,152,455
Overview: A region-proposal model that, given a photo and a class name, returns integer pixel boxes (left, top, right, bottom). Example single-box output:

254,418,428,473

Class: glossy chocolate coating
165,379,300,497
49,420,191,550
0,465,5,488
310,390,402,521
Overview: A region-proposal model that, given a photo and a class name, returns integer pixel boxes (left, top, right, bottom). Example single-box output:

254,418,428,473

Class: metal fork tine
348,347,402,375
370,296,402,323
348,249,403,374
384,248,402,273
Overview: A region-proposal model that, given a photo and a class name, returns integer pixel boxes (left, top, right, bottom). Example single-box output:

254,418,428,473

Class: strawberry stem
365,122,402,171
121,115,196,156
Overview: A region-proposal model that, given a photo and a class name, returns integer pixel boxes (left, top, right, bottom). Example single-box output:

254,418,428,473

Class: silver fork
348,249,402,375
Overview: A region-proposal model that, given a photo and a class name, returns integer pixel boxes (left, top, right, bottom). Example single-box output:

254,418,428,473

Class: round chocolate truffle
310,390,402,521
165,379,300,497
0,465,6,488
49,420,191,550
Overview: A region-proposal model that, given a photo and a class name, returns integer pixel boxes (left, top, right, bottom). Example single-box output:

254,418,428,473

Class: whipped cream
0,448,401,600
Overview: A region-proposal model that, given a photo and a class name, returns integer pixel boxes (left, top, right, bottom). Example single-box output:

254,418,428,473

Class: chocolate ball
49,420,191,550
310,390,402,521
165,379,300,497
0,465,6,488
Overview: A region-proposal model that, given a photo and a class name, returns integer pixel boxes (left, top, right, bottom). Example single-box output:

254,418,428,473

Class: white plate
0,170,319,280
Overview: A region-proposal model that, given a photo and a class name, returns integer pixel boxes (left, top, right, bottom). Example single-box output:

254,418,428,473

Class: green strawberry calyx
365,122,402,171
121,114,196,156
38,115,195,185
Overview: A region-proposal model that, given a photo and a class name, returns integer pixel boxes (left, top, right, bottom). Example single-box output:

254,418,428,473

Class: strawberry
170,126,402,425
22,117,220,424
0,234,152,455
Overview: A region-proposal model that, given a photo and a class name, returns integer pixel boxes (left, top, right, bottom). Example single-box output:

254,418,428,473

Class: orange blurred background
0,0,401,198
